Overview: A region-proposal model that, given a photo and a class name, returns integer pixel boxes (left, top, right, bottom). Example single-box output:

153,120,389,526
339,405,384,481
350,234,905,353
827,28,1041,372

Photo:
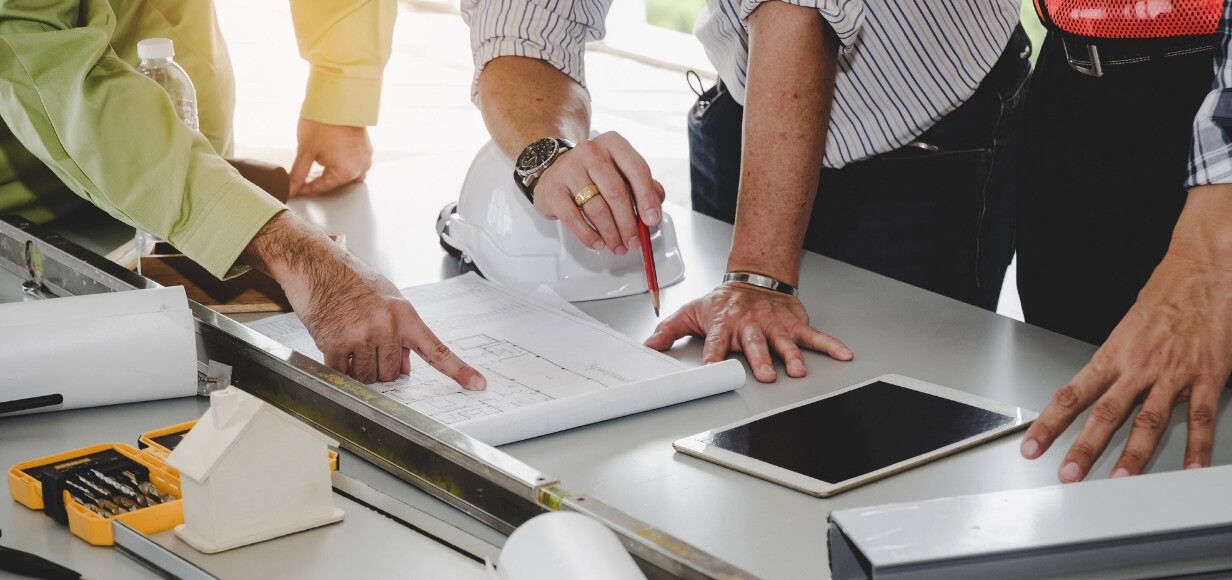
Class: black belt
1061,35,1216,77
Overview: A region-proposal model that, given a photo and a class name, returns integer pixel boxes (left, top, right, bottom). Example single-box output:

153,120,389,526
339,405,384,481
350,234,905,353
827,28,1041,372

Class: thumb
644,310,697,350
298,167,350,197
288,148,316,198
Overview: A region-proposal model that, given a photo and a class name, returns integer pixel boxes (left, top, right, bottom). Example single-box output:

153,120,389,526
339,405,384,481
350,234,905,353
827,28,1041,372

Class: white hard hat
438,141,685,302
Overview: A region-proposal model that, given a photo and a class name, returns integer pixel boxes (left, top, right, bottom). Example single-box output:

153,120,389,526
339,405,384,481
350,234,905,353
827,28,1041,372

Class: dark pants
689,27,1032,311
1016,32,1214,345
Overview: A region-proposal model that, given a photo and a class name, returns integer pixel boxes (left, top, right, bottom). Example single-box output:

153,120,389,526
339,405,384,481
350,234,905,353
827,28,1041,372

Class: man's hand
288,118,373,197
241,211,486,389
1021,184,1232,481
644,283,852,382
532,132,665,256
474,58,664,255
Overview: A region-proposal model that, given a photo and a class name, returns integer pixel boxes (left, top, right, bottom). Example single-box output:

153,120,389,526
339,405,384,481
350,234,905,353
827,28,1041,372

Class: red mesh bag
1034,0,1221,40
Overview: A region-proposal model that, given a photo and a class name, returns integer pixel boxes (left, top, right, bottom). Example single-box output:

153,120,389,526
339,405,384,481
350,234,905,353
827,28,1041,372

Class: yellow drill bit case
9,420,339,546
7,441,183,546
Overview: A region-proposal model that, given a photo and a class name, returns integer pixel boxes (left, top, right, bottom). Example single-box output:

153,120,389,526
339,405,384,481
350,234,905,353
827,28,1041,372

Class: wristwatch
514,137,575,203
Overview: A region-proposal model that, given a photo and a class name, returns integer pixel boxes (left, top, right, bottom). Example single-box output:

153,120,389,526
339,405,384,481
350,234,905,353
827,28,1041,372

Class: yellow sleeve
291,0,396,127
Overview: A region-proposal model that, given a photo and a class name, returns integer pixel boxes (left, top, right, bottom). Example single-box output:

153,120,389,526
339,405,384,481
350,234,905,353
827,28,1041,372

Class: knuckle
1089,400,1122,425
1120,446,1149,465
574,141,598,160
1069,441,1099,461
1132,408,1165,431
561,212,587,232
427,340,454,364
1188,440,1213,459
1029,421,1054,443
1054,384,1084,410
595,132,619,146
536,199,557,219
583,199,608,218
1087,352,1115,376
1190,403,1217,428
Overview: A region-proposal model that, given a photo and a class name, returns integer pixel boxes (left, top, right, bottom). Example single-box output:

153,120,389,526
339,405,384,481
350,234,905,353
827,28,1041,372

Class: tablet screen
700,380,1017,484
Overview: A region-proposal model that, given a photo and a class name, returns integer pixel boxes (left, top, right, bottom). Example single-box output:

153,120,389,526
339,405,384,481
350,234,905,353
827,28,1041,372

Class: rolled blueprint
0,286,198,414
456,358,746,446
493,512,646,580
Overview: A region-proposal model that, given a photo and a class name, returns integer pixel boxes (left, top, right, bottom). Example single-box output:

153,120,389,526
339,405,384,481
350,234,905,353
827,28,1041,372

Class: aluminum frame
0,215,755,580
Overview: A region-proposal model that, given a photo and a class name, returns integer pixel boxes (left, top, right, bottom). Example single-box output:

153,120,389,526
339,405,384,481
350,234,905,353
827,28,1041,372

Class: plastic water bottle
137,38,198,130
134,38,198,273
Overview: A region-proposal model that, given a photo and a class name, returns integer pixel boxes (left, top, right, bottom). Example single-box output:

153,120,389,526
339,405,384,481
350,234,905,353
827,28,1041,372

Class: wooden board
139,254,291,313
135,234,343,314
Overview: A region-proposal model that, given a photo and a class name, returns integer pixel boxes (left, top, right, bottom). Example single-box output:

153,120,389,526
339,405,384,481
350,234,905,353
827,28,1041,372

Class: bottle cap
137,38,175,60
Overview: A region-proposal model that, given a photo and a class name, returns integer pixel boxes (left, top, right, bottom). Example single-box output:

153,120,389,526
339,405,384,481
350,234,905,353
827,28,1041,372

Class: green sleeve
0,0,284,279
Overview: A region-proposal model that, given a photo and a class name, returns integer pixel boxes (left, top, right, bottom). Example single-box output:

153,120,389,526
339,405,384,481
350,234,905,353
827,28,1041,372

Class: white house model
166,386,344,553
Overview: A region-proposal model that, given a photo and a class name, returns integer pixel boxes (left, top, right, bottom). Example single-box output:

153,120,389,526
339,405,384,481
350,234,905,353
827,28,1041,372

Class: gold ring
573,184,601,207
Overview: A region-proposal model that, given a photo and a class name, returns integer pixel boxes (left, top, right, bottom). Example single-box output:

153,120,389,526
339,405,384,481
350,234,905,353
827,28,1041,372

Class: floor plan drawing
376,333,612,425
246,274,744,445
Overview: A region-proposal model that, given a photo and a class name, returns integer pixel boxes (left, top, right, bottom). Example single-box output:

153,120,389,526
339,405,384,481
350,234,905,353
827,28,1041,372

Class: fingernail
468,376,487,391
837,346,853,359
787,360,804,375
758,364,775,378
1059,461,1082,482
644,208,661,225
1110,467,1129,478
590,241,605,251
628,235,639,246
615,246,628,256
1186,462,1203,470
1020,438,1039,459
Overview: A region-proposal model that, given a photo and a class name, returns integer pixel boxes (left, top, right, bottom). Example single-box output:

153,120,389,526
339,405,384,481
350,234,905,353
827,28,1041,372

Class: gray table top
4,154,1230,579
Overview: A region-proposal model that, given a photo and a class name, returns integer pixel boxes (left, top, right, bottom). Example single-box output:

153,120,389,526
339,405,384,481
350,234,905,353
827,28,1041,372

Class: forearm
726,2,838,287
476,56,592,160
239,211,354,309
1169,184,1232,268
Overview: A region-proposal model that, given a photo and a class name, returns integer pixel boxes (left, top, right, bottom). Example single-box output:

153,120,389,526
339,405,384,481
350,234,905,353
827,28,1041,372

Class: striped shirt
1188,0,1232,187
461,0,1019,169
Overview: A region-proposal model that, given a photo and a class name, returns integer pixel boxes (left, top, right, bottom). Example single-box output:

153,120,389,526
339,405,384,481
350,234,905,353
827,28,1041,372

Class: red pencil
636,215,660,316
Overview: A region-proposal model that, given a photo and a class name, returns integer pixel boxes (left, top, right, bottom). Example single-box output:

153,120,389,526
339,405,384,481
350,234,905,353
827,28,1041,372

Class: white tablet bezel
672,374,1038,497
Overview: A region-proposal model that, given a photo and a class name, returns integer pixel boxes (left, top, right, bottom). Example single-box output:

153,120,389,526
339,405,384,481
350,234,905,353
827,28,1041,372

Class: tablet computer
673,374,1037,497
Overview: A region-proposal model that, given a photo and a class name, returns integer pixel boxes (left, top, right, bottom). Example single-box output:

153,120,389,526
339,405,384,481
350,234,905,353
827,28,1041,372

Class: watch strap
515,169,535,204
722,271,798,296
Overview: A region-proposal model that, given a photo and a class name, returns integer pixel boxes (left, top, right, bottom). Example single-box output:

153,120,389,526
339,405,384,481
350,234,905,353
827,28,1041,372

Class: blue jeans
689,27,1032,310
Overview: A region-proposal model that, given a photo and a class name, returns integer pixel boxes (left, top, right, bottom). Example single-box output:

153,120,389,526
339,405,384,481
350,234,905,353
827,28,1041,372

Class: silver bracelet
721,272,798,296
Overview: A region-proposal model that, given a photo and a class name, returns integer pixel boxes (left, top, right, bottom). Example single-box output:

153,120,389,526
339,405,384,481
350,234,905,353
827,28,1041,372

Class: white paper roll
0,286,198,414
497,512,646,580
456,358,746,446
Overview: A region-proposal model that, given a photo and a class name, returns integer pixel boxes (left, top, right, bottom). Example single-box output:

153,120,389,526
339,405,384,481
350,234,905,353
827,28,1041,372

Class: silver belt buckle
1063,41,1104,77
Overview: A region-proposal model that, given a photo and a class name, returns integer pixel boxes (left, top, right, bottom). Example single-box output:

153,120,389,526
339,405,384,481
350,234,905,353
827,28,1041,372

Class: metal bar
113,521,221,580
551,489,757,580
0,216,151,297
331,471,501,564
0,215,755,579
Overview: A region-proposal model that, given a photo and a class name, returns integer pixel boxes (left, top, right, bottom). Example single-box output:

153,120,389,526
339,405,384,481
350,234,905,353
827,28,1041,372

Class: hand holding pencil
635,207,660,316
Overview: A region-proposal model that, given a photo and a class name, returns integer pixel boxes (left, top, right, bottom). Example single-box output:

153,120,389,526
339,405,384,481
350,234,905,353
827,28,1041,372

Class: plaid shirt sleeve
1187,0,1232,187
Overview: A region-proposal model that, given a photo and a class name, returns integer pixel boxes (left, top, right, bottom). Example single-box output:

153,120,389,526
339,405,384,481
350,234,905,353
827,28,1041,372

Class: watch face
517,139,558,175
